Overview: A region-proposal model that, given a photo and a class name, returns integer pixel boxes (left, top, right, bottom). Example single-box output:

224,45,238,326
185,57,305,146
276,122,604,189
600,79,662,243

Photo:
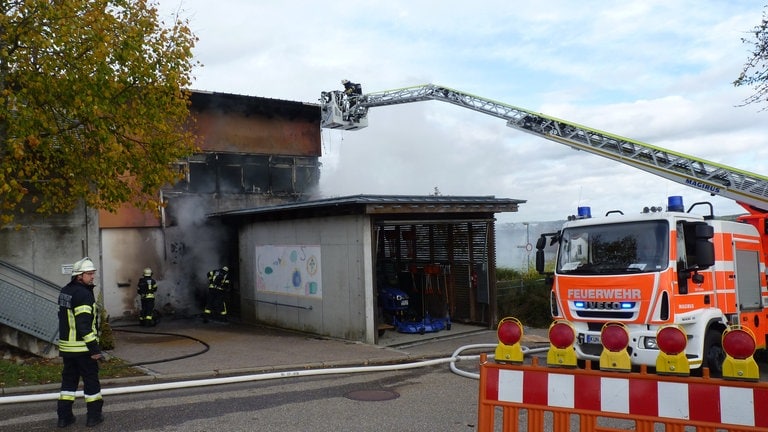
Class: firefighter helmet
72,257,97,276
222,266,229,272
143,267,152,277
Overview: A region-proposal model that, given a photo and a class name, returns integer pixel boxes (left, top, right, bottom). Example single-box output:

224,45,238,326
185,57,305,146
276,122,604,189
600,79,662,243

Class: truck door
735,247,761,310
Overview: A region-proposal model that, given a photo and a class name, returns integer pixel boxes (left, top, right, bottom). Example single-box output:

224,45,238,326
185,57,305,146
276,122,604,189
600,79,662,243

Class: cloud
159,0,768,222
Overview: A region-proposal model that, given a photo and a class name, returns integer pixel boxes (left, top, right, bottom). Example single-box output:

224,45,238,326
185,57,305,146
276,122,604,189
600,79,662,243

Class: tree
734,6,768,109
0,0,199,225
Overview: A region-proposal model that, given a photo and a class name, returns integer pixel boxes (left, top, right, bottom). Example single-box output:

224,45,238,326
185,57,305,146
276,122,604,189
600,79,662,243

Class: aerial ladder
320,84,768,215
321,84,768,373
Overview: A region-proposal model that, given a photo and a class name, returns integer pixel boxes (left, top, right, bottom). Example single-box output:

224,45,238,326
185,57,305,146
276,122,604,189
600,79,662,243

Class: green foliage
97,291,115,350
0,0,200,224
496,267,552,328
734,6,768,108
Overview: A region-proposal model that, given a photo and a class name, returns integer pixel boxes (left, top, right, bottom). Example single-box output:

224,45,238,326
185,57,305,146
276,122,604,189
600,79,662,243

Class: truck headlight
644,336,658,349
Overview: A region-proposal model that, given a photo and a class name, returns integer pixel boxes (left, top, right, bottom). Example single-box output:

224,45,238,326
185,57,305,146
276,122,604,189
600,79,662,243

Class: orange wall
99,203,161,228
193,111,320,156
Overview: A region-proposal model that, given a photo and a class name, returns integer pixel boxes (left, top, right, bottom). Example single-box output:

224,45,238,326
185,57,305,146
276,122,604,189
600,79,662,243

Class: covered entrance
374,219,495,336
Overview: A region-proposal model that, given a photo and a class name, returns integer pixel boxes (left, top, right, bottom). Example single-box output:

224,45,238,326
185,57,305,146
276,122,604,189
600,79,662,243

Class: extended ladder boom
320,84,768,212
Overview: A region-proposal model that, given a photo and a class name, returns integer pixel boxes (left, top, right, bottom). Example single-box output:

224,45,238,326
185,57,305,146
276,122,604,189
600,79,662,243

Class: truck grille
575,310,635,319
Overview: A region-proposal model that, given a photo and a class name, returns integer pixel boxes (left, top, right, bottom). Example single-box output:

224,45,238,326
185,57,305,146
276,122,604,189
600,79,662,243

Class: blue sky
158,1,768,222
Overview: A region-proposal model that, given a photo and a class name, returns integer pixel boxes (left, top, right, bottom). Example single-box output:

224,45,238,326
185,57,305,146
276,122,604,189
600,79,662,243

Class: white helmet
341,79,349,85
222,266,229,272
72,257,97,276
143,267,152,277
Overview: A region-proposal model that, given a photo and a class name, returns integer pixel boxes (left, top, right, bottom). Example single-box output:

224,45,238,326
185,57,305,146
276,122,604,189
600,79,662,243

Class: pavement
1,317,551,396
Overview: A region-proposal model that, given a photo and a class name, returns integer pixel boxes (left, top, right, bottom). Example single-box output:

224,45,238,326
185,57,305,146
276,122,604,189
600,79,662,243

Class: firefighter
203,265,231,323
341,79,363,115
137,267,158,327
341,79,362,96
56,257,104,428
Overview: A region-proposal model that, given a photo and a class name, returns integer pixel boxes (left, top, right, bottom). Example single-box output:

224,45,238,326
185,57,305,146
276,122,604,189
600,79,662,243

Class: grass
0,344,146,389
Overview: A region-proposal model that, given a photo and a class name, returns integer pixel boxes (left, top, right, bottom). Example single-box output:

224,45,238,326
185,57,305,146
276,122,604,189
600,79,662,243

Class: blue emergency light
577,206,591,219
667,196,684,212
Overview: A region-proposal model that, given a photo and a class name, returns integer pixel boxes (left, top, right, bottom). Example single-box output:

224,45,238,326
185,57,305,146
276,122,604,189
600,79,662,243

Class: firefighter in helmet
137,267,158,326
56,257,104,427
203,265,231,323
341,79,362,96
341,79,362,114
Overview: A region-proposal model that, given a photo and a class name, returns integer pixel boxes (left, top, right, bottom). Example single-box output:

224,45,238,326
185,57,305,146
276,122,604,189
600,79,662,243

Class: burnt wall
190,91,321,157
170,153,319,198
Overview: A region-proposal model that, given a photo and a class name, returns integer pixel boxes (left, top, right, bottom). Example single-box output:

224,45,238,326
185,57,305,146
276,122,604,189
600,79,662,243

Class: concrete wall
101,228,165,320
0,203,100,288
238,214,375,343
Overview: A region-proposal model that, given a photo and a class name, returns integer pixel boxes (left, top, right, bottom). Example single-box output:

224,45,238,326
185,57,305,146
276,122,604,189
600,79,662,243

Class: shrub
496,267,551,328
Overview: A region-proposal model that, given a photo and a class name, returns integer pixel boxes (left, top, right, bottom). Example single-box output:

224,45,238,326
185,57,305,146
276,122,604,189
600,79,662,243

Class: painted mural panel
255,245,322,298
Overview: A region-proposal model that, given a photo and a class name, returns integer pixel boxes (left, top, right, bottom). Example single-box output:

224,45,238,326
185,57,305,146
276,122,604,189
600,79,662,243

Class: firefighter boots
86,399,104,427
57,400,75,428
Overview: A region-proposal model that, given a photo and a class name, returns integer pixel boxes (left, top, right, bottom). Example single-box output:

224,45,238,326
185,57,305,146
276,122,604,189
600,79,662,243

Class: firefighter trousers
203,288,227,321
140,297,156,326
57,355,103,420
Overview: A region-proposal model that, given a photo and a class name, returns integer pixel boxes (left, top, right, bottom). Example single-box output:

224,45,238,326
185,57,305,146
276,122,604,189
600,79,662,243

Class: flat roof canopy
210,194,524,222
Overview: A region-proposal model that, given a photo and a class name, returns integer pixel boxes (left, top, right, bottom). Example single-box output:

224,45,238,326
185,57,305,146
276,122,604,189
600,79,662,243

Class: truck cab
538,196,768,373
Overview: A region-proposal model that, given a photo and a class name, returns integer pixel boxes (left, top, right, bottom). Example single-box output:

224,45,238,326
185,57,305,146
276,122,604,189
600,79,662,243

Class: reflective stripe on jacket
208,269,230,290
138,276,158,299
57,280,99,356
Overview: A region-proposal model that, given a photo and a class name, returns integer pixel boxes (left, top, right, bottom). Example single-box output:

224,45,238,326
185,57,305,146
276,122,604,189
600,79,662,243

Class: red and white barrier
484,367,768,429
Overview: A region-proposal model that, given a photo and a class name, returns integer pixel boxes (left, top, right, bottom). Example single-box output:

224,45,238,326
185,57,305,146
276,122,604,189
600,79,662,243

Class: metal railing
0,260,60,347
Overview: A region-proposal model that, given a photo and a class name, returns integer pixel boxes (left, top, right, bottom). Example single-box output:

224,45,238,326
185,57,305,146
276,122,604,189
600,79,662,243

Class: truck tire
702,329,725,377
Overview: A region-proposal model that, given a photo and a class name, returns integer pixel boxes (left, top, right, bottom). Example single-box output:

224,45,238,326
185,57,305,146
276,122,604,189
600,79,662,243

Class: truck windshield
557,220,669,275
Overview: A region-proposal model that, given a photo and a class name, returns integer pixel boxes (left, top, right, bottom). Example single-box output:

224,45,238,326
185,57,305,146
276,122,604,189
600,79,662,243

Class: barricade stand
477,354,768,431
477,319,768,432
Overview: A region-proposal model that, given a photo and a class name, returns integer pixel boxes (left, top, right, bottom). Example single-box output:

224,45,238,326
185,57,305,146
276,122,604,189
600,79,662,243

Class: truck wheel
702,330,725,377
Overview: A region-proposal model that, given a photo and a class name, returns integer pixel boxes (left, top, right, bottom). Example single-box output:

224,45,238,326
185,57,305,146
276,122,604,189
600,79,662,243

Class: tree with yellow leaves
0,0,199,224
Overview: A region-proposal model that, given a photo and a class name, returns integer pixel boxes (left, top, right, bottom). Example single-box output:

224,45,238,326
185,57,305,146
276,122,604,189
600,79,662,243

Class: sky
157,0,768,223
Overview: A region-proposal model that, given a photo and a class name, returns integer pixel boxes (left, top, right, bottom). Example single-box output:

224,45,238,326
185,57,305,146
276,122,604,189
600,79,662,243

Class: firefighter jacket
57,279,100,357
208,269,231,291
138,276,158,299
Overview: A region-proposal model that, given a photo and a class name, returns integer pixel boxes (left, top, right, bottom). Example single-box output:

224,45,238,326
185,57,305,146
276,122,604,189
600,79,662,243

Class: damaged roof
190,90,318,121
209,194,525,221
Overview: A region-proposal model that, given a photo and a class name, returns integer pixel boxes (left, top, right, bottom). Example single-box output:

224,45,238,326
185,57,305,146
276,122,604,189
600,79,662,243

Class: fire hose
0,340,548,405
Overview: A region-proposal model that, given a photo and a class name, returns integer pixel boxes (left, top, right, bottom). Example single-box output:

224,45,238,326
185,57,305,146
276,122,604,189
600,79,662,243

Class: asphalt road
2,329,767,432
0,364,485,432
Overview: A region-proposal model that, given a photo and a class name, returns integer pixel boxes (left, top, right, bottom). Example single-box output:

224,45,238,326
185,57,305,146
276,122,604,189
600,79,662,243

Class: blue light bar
620,302,633,309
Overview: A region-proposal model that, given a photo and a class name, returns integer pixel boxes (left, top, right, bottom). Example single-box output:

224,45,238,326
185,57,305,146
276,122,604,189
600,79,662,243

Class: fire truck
319,83,768,373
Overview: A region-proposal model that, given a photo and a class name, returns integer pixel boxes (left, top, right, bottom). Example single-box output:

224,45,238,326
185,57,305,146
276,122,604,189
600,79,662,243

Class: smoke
161,195,235,316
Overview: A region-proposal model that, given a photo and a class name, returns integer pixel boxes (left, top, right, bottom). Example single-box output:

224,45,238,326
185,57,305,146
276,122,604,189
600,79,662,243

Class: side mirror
536,250,545,274
694,224,714,269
